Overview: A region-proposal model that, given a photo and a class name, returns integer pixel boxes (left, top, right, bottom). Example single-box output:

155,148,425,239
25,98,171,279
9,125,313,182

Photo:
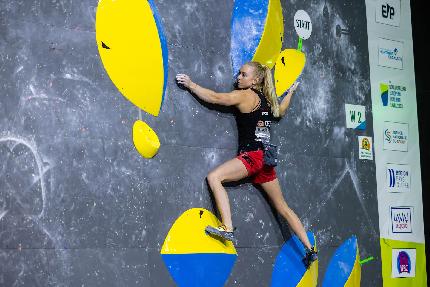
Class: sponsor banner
391,206,413,234
386,163,410,193
376,0,401,26
378,38,404,69
366,0,427,284
392,249,416,278
358,136,373,160
380,82,407,109
383,121,408,151
345,104,366,130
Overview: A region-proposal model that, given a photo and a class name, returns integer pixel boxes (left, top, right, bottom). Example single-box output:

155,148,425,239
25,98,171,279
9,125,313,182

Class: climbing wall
0,0,390,286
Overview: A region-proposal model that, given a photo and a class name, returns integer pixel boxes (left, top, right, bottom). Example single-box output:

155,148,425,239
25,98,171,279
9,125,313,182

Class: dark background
411,1,430,285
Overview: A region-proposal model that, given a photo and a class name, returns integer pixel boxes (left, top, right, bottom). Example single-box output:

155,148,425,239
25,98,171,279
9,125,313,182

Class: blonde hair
246,61,280,117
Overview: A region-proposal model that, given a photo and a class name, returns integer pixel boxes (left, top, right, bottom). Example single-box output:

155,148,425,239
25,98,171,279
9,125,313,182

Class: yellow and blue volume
271,231,318,287
321,235,361,287
231,0,283,75
161,208,237,287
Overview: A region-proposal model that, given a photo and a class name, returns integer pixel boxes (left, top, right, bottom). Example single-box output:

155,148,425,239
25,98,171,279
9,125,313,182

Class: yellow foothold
274,49,306,97
132,120,160,158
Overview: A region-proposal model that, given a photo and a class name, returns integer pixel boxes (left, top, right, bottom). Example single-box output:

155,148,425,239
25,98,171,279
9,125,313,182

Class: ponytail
246,62,280,117
262,66,280,117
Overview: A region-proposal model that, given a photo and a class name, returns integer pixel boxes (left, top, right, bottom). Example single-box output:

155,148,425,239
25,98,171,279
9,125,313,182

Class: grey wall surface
0,0,382,286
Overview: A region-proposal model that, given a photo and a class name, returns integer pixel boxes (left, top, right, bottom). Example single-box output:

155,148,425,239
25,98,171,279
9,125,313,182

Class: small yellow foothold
274,49,306,97
132,120,160,158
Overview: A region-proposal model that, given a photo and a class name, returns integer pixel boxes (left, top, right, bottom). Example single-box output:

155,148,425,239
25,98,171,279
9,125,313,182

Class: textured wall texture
0,0,382,286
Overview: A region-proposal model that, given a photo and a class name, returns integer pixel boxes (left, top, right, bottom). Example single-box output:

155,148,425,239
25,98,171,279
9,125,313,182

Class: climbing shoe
205,225,236,244
302,246,318,269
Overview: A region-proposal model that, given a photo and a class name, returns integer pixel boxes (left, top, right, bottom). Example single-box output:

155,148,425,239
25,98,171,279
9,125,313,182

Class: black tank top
235,88,277,153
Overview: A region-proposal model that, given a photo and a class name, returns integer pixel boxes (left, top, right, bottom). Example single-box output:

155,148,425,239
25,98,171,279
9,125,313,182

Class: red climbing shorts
236,149,277,184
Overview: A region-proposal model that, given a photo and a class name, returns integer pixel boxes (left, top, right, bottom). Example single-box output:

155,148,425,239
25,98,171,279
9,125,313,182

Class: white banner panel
386,163,411,193
376,0,401,27
366,0,426,284
380,81,407,109
383,121,409,152
367,0,425,243
378,38,404,69
390,206,413,234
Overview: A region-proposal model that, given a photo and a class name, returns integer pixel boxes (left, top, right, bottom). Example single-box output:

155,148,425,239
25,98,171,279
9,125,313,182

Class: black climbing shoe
302,246,318,269
205,225,236,244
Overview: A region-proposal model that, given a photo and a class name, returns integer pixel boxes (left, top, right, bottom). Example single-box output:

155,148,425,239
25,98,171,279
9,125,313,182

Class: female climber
176,61,317,268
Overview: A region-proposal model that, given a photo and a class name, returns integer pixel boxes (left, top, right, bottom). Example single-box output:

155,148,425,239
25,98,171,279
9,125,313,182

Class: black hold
322,1,330,36
199,210,204,218
101,41,110,49
323,4,329,20
281,56,285,66
335,25,349,38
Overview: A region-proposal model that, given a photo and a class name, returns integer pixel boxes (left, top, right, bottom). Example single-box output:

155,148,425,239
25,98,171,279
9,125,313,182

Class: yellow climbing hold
96,0,167,116
252,0,284,69
274,49,306,97
132,120,160,158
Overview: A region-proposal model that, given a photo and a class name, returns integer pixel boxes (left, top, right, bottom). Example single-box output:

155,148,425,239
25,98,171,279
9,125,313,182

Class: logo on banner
391,207,412,233
378,38,404,69
358,136,373,160
380,82,406,108
376,0,401,26
386,164,410,193
383,122,408,151
397,251,411,273
392,249,416,278
345,104,366,130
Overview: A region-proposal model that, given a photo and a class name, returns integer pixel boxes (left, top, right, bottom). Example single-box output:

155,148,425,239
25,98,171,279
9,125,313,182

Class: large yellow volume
132,120,160,158
252,0,284,69
96,0,167,116
274,49,306,97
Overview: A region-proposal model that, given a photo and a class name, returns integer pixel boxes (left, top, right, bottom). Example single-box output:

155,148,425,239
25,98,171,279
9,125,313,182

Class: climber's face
237,64,258,89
